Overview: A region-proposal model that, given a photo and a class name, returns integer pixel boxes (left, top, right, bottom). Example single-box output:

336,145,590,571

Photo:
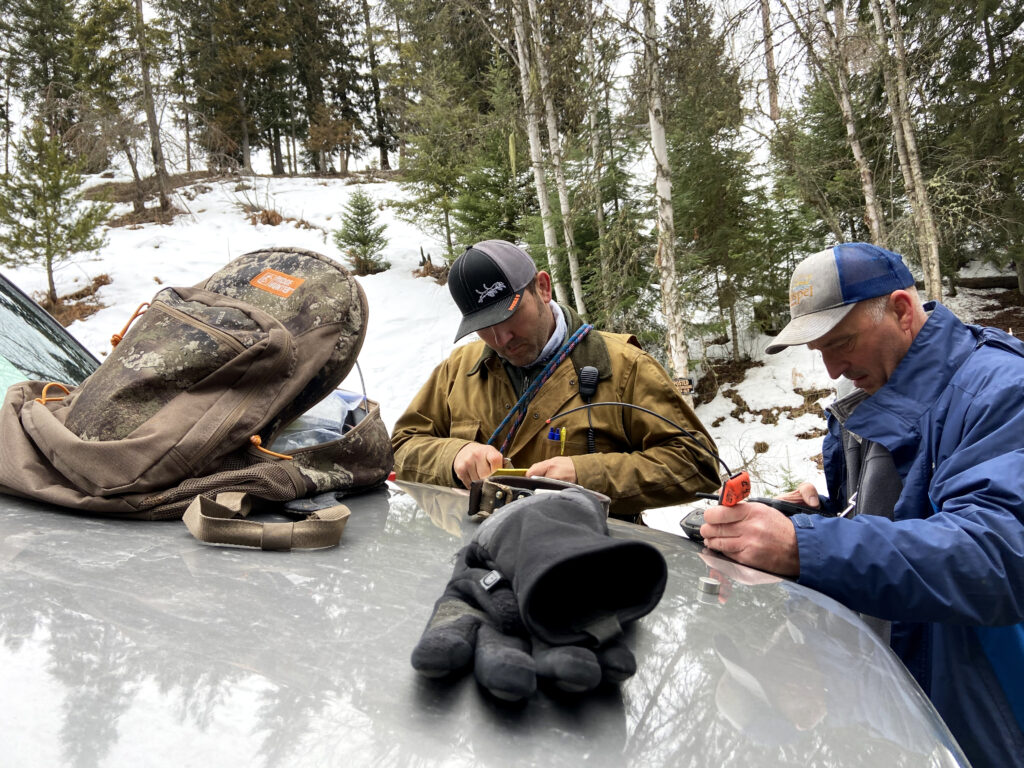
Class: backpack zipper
152,300,248,353
188,333,293,473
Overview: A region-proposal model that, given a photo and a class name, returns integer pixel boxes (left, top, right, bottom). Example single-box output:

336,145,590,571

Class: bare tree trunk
135,0,172,211
759,0,780,121
119,138,146,214
510,0,569,304
729,299,740,362
642,0,691,395
46,254,57,307
270,128,284,175
443,208,453,256
361,0,390,170
239,98,252,174
4,69,11,174
875,0,942,299
175,35,192,174
603,85,620,215
183,108,192,173
525,0,588,320
814,0,887,245
585,1,612,323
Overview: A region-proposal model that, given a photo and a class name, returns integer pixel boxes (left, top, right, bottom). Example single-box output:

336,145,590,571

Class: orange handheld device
719,471,751,506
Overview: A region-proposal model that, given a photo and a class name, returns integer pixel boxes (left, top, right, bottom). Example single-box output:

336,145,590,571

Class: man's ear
535,270,554,303
890,290,916,331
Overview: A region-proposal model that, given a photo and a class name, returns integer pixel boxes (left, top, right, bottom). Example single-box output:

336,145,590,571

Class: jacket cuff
793,513,822,585
395,437,474,487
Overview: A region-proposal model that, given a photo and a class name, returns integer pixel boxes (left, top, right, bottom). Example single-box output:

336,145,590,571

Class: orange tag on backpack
250,269,305,297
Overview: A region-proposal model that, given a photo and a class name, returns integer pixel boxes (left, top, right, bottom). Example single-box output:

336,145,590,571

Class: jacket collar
467,304,614,379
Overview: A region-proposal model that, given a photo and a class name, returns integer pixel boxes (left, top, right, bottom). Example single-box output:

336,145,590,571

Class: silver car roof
0,481,967,767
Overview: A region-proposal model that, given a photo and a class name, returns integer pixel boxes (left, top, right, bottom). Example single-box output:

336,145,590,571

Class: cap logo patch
507,293,521,312
476,281,507,303
790,276,814,309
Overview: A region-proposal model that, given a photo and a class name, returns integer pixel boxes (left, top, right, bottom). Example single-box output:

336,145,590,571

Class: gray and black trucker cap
449,240,538,342
765,243,915,354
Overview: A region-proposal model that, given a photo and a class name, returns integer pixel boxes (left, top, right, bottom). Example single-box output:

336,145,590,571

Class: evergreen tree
159,0,362,174
912,0,1024,291
2,0,81,140
287,0,362,174
333,189,389,275
73,0,148,197
391,70,477,256
159,0,287,171
358,0,395,169
659,0,763,359
450,59,532,245
0,121,111,306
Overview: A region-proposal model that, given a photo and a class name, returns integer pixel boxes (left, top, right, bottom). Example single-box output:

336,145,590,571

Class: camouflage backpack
0,247,393,547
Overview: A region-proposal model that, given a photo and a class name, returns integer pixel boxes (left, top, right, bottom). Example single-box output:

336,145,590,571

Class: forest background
1,0,1023,395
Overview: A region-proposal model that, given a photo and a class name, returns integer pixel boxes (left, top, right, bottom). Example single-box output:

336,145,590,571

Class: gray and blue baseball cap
765,243,915,355
449,240,538,342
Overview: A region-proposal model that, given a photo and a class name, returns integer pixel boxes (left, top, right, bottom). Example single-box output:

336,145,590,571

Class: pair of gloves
411,485,668,701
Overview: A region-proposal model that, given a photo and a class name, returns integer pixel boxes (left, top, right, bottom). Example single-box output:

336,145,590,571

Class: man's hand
700,500,800,576
526,456,577,484
453,442,504,487
776,481,821,509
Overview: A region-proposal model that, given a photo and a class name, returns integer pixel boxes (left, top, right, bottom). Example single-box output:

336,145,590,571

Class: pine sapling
0,122,112,307
333,189,390,275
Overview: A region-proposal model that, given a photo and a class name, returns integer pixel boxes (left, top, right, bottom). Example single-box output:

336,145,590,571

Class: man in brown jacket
390,240,721,521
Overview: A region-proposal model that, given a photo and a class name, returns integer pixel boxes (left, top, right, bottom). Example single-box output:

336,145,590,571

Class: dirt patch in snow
969,288,1024,335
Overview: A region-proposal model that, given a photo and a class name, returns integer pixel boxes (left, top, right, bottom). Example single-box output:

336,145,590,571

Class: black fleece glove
472,486,668,646
410,548,537,701
411,485,667,700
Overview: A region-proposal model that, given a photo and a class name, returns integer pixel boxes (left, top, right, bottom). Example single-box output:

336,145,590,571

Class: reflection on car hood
0,273,98,389
0,482,968,767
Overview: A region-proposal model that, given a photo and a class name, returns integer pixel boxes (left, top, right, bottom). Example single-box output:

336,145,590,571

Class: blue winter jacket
792,302,1024,768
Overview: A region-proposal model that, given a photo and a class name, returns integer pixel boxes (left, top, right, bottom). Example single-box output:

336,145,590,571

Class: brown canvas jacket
391,307,720,519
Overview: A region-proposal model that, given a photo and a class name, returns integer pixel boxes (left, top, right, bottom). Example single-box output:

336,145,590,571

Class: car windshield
0,274,98,390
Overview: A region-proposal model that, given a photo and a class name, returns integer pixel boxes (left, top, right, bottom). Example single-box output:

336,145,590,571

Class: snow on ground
5,173,837,535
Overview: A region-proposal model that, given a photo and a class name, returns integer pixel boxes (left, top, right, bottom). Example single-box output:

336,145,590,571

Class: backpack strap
182,492,350,550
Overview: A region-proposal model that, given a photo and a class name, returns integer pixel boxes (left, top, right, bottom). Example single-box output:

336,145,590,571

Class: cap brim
764,304,856,355
453,298,520,342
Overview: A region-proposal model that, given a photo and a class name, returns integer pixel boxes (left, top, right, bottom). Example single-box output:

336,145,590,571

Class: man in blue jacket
701,243,1024,767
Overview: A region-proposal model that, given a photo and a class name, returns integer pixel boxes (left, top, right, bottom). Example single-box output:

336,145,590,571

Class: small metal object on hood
699,576,721,595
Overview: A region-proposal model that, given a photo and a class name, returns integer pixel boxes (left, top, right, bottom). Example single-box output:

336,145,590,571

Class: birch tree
584,0,611,321
641,0,691,391
816,0,887,246
510,0,569,304
779,0,888,245
868,0,941,299
525,0,588,319
759,0,780,121
134,0,172,211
